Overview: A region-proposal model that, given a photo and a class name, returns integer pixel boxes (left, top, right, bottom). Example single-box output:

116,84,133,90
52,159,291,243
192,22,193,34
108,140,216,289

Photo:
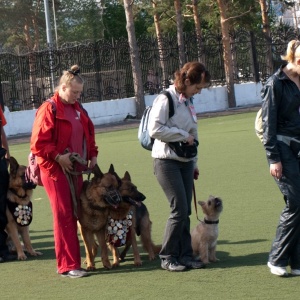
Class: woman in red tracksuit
30,65,98,278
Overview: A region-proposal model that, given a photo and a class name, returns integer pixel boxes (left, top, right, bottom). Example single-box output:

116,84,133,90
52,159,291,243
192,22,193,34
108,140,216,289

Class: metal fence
0,27,299,111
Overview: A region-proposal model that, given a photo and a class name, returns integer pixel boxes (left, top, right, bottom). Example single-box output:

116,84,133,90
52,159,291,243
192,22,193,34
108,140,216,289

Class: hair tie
68,68,80,75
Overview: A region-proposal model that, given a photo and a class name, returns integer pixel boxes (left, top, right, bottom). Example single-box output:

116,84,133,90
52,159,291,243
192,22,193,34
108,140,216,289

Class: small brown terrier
191,195,223,265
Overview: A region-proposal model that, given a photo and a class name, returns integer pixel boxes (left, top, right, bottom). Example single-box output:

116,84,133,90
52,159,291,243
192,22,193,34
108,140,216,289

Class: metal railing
0,26,298,111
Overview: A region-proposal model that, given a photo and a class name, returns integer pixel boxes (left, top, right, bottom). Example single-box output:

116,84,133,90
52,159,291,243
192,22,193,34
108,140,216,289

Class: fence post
249,31,260,83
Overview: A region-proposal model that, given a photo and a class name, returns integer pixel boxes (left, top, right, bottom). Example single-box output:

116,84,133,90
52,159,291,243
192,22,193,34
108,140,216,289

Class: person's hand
185,135,195,145
194,168,199,180
56,152,73,174
270,162,282,180
88,157,97,169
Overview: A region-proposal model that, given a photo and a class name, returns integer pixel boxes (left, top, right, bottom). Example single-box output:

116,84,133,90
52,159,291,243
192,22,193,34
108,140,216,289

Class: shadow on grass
212,239,269,268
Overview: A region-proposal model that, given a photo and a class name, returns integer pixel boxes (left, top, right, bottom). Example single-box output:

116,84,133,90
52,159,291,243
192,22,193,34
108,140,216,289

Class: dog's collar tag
204,219,219,224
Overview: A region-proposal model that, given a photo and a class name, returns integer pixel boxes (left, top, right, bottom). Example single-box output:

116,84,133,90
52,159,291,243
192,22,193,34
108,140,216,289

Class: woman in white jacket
148,61,211,272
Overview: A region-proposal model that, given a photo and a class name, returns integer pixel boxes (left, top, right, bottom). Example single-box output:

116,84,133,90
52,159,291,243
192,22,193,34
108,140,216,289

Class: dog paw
209,258,220,263
134,260,142,266
18,253,28,260
86,265,96,271
112,262,120,268
102,262,112,269
29,250,43,256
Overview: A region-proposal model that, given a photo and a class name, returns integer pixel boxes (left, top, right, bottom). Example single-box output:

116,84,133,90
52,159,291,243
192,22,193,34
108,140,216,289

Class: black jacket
261,64,300,163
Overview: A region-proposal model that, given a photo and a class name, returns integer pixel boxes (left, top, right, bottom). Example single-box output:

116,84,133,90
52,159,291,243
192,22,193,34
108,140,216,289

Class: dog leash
65,152,92,218
193,183,201,221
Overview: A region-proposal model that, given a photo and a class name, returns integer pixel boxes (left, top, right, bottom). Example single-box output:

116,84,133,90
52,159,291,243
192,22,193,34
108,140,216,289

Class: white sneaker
267,262,288,276
61,269,89,278
291,269,300,276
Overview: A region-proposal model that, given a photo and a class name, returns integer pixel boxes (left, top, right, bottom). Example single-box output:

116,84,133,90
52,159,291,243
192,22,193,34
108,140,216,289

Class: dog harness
7,201,33,226
107,210,133,247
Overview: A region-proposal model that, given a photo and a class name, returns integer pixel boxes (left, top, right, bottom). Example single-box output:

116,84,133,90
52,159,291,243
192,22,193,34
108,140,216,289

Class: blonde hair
281,40,300,62
56,64,84,90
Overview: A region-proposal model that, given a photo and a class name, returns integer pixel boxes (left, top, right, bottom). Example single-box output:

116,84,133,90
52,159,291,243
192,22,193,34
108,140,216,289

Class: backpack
255,108,263,143
27,99,56,186
138,91,174,150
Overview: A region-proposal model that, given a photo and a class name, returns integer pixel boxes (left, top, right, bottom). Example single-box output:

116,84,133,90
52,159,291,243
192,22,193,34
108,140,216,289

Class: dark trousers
153,158,194,262
0,154,9,256
269,141,300,269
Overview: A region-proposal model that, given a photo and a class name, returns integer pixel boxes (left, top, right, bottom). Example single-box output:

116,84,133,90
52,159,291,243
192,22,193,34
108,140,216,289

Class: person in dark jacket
261,39,300,276
0,106,16,263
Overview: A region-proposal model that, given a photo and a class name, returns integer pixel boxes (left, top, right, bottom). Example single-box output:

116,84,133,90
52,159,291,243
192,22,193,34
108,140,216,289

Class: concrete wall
3,82,262,137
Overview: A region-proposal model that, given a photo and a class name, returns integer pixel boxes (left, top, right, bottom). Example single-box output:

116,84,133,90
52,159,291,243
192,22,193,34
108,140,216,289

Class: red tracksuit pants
41,169,83,274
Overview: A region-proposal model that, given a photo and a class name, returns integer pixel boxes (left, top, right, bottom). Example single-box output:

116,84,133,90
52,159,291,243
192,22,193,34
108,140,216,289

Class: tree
258,0,273,75
174,0,185,67
216,0,236,107
123,0,145,118
0,0,46,51
185,0,204,63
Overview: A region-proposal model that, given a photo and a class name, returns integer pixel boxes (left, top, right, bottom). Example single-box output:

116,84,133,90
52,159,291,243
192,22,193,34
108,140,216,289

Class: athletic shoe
181,259,205,269
61,269,89,278
161,259,186,272
267,262,288,276
291,269,300,276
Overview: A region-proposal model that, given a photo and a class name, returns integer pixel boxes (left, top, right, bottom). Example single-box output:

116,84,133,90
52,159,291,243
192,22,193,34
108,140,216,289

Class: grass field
2,111,299,300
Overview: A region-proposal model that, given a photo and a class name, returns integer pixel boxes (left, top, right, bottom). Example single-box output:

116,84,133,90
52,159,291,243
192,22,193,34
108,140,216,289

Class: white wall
3,82,262,137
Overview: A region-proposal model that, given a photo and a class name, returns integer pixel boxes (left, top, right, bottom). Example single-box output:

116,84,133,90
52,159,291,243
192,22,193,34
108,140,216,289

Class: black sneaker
181,259,205,269
161,259,186,272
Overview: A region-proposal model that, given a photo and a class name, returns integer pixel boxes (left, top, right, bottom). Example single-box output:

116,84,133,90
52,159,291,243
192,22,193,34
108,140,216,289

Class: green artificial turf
2,112,298,300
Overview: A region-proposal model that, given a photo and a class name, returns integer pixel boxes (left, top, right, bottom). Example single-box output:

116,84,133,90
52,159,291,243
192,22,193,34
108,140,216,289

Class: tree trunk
216,0,236,108
152,0,169,89
259,0,273,74
123,0,145,118
174,0,185,68
191,0,204,64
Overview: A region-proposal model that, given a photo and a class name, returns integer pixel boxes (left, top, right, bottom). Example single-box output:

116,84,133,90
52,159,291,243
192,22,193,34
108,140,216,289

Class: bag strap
160,91,174,118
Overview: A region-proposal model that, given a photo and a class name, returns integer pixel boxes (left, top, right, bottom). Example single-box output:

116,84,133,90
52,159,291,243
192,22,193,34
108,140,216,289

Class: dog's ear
112,169,122,188
9,156,19,178
108,164,115,174
93,164,104,179
198,201,205,207
123,171,131,182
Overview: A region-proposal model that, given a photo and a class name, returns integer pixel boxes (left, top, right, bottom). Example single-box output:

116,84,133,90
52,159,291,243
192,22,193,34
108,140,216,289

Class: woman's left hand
89,156,97,169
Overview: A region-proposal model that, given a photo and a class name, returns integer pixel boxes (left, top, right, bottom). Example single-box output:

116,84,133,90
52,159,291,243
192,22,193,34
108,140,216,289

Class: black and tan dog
5,156,42,260
118,202,161,264
106,170,161,267
78,164,122,270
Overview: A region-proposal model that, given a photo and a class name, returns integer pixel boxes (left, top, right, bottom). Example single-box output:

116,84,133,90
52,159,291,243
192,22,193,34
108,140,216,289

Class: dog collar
9,188,28,199
204,219,219,224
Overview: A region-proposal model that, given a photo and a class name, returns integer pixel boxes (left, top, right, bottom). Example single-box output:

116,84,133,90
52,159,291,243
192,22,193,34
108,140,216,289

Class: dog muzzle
23,171,37,190
104,189,122,208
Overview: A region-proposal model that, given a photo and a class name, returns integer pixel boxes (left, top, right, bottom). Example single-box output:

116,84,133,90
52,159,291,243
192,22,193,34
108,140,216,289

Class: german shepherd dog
78,164,122,270
106,170,161,267
5,156,42,260
118,202,161,263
